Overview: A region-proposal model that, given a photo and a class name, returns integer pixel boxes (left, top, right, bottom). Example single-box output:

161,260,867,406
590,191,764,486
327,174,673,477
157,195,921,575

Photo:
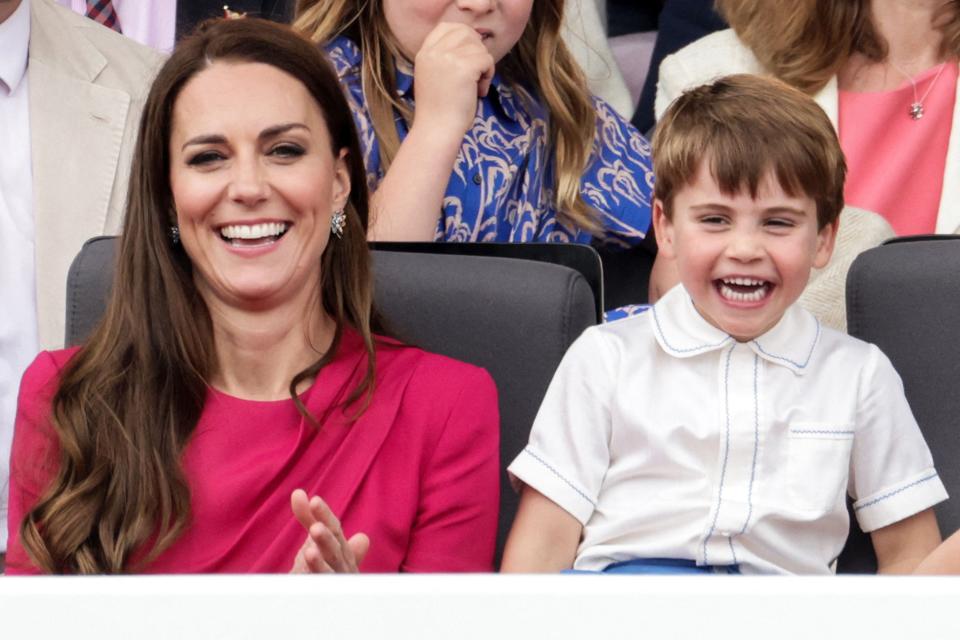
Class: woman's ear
652,198,676,260
332,148,352,211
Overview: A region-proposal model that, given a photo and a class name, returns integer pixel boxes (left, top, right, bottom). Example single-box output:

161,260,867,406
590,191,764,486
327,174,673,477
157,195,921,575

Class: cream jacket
29,0,162,348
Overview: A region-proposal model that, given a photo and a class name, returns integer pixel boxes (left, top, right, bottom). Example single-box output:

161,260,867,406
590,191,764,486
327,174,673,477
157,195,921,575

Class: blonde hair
653,74,846,229
717,0,960,94
294,0,602,233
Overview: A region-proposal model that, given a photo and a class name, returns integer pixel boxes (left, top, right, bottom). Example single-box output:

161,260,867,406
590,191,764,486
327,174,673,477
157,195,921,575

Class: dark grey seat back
66,236,597,566
838,236,960,573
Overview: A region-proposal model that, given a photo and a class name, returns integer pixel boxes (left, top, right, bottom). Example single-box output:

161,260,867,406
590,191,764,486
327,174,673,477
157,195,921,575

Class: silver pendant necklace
889,61,948,121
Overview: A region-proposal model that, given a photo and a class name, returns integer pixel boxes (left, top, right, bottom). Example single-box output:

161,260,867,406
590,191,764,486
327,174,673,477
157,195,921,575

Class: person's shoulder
575,314,658,365
376,336,493,390
31,0,162,85
815,326,886,371
671,28,745,60
323,35,362,78
19,347,80,399
663,28,762,80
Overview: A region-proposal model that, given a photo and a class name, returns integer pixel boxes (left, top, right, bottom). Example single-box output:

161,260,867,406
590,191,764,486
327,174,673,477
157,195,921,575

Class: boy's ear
813,215,840,270
652,198,677,259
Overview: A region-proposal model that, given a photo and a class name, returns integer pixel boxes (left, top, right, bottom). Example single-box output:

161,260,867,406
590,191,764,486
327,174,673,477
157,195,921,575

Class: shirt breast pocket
787,424,855,513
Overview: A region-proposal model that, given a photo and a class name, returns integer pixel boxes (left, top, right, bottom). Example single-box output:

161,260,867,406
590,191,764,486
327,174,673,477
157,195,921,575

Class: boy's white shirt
508,284,947,575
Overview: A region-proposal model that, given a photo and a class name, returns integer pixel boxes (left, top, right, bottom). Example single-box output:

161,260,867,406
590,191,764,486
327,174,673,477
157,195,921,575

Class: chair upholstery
371,239,656,313
370,241,605,321
837,235,960,573
66,236,598,566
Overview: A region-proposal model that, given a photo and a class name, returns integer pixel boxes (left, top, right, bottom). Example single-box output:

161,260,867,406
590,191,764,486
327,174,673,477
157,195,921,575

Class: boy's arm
870,508,941,574
500,486,582,572
914,527,960,574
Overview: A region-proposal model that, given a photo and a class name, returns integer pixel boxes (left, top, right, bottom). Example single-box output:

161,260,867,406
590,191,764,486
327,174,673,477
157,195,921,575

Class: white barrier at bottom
1,574,959,639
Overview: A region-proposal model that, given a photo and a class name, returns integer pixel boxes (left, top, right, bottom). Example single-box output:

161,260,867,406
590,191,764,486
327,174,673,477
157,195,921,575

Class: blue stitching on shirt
750,318,821,369
740,355,760,536
652,304,730,355
854,473,940,511
522,448,597,508
704,347,734,564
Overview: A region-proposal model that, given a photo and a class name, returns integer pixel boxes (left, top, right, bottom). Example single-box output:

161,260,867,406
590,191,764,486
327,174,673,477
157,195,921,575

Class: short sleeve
6,352,65,575
580,99,654,248
850,345,948,532
402,366,500,572
507,327,616,524
324,38,384,194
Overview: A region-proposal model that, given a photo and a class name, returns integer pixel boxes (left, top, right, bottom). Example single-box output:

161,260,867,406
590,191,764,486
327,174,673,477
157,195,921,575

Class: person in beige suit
0,0,161,562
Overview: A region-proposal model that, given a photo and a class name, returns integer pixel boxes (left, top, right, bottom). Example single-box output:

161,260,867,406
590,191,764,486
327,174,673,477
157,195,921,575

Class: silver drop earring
169,225,181,245
331,209,346,239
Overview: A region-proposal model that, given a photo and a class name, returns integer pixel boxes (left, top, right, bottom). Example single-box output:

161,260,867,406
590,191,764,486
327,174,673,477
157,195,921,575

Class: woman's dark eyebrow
259,122,310,140
180,123,310,151
181,134,226,151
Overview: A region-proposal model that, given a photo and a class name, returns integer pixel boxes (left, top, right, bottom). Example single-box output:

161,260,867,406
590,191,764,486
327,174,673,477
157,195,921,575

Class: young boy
501,74,946,575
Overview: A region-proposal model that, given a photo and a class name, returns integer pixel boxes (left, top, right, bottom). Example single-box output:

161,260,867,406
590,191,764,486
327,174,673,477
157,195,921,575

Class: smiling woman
4,18,500,575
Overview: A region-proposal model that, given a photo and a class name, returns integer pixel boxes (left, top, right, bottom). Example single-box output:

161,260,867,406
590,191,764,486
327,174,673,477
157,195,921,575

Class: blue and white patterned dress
325,37,655,247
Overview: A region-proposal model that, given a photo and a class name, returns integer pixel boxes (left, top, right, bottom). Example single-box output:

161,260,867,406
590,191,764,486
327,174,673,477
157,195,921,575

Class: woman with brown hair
655,0,960,237
293,0,654,246
4,18,499,574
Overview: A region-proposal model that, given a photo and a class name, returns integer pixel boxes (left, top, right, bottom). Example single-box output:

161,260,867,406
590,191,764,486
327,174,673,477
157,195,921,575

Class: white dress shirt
509,284,948,575
0,0,38,552
57,0,176,53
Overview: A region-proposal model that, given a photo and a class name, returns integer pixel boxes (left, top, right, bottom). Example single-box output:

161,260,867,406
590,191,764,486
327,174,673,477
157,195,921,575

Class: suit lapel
29,0,130,347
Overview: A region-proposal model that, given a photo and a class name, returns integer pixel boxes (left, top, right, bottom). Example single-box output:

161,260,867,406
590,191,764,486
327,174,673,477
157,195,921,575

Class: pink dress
5,330,500,574
839,62,958,235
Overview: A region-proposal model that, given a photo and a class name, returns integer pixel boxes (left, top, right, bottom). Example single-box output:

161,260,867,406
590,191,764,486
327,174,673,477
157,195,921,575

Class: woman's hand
289,489,370,573
412,22,495,139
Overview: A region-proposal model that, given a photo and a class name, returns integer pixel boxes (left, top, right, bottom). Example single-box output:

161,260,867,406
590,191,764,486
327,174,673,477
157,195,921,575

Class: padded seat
837,235,960,573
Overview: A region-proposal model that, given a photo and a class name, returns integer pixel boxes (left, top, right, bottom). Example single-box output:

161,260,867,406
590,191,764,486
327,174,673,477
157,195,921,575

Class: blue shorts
564,558,741,575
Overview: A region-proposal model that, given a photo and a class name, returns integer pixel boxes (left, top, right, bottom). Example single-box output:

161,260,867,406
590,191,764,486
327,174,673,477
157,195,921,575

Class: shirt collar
652,284,821,375
0,0,31,96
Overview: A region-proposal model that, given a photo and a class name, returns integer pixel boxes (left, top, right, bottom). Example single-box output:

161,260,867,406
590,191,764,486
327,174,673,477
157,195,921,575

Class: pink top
839,61,958,236
5,330,500,574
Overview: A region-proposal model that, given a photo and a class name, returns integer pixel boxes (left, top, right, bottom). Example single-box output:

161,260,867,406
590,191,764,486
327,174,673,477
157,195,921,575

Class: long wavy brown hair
293,0,602,233
718,0,960,94
19,18,383,574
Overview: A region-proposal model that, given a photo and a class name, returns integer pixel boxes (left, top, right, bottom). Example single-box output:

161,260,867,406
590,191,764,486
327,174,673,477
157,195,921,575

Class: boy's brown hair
652,74,845,229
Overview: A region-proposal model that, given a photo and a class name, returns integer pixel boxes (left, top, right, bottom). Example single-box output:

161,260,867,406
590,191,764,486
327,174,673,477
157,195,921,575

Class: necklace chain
887,60,948,121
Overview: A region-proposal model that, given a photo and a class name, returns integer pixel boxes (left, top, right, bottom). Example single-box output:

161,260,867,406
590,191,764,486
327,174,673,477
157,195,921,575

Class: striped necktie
85,0,122,33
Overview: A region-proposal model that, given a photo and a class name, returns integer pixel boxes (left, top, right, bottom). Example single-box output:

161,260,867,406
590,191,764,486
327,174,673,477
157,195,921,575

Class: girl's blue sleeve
581,98,656,248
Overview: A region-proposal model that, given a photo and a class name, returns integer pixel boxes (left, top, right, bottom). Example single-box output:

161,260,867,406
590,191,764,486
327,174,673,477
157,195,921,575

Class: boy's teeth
722,277,765,286
220,222,288,240
719,281,770,303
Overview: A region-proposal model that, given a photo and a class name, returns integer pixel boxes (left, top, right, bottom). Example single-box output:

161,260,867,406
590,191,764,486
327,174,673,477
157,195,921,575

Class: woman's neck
203,288,336,401
872,0,945,71
840,0,947,91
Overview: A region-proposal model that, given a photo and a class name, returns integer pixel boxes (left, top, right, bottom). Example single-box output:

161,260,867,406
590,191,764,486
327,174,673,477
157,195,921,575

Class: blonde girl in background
294,0,654,246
